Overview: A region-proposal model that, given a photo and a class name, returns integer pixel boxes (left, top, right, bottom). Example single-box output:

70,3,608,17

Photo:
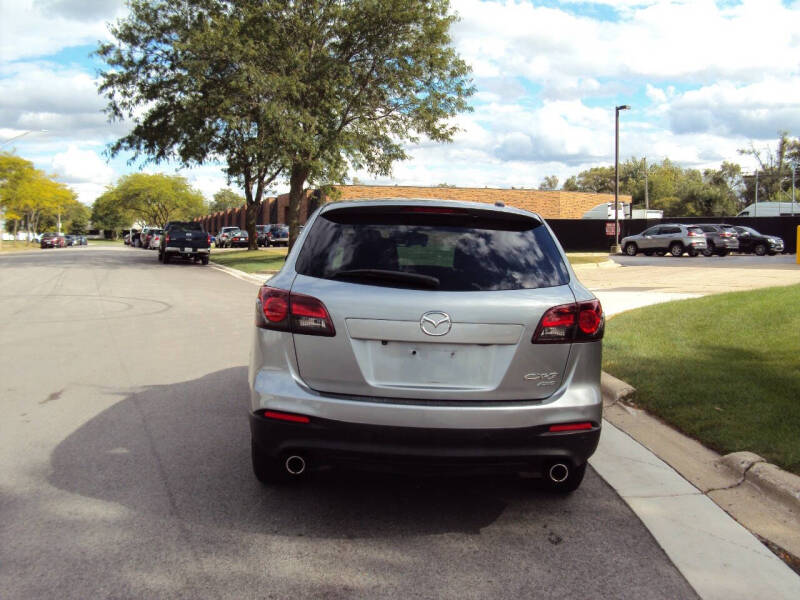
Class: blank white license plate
184,247,192,253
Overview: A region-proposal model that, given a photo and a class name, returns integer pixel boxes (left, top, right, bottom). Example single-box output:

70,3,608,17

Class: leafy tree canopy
97,0,473,248
209,188,245,213
99,173,206,228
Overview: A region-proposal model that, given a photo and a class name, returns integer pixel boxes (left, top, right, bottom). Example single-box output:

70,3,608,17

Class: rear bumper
164,246,209,254
250,411,601,472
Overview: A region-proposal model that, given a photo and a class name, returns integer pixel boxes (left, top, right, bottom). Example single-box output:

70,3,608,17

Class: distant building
194,184,632,234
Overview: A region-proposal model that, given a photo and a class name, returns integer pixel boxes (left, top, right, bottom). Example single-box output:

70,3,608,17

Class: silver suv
621,223,707,257
248,199,603,492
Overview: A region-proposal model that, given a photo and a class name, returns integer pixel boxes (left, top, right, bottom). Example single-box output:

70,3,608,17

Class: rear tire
687,247,698,257
201,255,209,265
624,243,638,256
702,242,714,257
669,242,684,257
542,462,587,494
754,243,767,256
716,250,729,257
251,439,290,484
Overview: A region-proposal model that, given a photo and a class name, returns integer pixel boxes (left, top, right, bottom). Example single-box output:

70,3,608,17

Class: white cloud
49,145,113,204
452,0,800,90
0,0,124,61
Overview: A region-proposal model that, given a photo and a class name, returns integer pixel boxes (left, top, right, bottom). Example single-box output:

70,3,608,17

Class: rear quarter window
295,206,570,291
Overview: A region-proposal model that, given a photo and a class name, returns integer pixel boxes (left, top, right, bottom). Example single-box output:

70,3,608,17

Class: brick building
195,185,630,235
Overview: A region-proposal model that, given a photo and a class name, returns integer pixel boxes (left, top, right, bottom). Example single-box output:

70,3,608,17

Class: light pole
0,129,48,148
613,104,630,251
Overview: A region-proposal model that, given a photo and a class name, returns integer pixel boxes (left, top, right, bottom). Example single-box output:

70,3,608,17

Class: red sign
605,222,617,236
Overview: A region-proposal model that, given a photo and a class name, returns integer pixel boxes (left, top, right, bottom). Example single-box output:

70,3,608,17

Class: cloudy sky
1,0,799,205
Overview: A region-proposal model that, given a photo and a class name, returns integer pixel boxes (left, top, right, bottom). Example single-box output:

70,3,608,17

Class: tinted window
168,222,204,232
662,226,681,234
642,226,660,235
700,226,715,232
296,207,569,291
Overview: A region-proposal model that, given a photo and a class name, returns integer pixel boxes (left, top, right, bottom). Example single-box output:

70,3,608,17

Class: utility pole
792,162,796,217
644,156,649,215
613,104,630,251
754,170,758,217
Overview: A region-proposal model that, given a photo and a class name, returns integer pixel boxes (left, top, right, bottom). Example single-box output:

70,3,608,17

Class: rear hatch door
289,204,575,401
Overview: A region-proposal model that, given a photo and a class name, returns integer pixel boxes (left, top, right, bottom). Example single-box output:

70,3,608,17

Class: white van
737,201,800,217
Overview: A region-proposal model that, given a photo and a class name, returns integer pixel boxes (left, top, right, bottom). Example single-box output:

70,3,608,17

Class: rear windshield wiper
330,269,440,289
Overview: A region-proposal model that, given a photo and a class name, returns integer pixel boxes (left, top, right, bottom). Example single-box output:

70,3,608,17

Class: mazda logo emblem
420,311,452,336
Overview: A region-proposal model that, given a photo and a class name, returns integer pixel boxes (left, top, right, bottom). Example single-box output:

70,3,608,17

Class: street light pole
754,170,758,217
613,104,630,252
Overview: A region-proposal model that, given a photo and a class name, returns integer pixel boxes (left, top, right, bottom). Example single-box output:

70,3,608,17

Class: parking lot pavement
576,254,800,295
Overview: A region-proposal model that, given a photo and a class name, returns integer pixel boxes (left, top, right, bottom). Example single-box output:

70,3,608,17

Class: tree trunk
246,200,259,250
287,162,310,250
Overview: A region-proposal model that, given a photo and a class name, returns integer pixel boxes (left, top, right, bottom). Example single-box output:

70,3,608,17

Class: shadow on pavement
49,367,511,539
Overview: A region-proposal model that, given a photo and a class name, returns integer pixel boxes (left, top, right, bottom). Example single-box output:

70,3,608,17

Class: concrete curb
600,371,635,404
601,369,800,529
720,452,800,512
571,259,621,270
209,262,272,286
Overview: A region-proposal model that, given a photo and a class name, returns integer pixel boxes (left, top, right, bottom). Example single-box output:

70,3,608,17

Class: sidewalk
579,262,800,598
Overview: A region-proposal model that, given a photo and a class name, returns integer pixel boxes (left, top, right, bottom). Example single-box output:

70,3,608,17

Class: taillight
549,422,594,432
256,286,335,336
688,231,700,237
207,233,211,244
533,300,603,343
165,234,170,243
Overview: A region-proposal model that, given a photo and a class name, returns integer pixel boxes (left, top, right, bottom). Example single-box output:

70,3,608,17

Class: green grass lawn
210,248,288,273
603,284,800,474
0,240,39,253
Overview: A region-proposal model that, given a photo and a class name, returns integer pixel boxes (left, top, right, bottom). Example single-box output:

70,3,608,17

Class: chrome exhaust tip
548,463,569,483
284,455,307,476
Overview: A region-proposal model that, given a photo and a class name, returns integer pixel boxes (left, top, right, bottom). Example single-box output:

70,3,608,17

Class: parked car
64,234,76,247
620,224,707,257
690,224,739,257
255,225,270,246
216,226,240,248
264,224,289,246
159,221,211,264
140,227,161,249
228,230,249,248
732,226,785,255
248,199,603,492
129,230,142,247
148,230,164,249
74,235,87,246
40,232,65,248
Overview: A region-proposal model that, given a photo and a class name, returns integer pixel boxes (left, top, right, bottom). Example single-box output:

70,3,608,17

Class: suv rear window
295,206,569,291
168,222,204,232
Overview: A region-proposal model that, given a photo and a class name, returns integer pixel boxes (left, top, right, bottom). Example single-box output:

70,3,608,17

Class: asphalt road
0,247,697,599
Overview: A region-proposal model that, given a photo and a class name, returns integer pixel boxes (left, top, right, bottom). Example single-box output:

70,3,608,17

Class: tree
209,188,245,213
91,187,133,238
105,173,205,228
97,1,473,250
538,175,559,191
0,153,36,245
739,132,800,203
98,1,291,250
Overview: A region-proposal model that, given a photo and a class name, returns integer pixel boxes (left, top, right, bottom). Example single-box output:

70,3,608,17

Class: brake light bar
549,422,593,432
261,410,311,424
533,300,604,343
256,286,336,336
400,206,467,214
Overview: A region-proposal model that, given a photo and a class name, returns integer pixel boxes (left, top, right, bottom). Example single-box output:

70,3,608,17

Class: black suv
732,226,784,255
